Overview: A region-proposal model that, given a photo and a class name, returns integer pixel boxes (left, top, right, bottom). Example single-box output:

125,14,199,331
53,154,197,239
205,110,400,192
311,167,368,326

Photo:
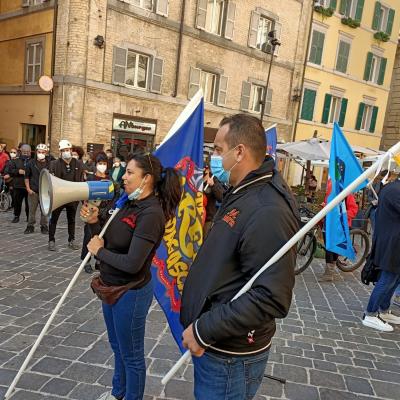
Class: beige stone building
382,41,400,151
50,0,313,158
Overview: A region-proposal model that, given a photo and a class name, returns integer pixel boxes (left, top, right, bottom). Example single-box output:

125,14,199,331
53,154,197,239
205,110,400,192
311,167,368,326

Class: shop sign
113,118,156,135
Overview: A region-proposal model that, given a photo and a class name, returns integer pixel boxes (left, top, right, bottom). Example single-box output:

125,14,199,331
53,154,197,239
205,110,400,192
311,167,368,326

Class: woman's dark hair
94,151,108,164
127,152,182,220
72,146,84,160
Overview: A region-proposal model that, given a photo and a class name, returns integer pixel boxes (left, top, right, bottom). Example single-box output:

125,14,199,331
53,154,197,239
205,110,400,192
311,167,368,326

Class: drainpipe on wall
47,0,58,148
172,0,186,98
291,0,314,143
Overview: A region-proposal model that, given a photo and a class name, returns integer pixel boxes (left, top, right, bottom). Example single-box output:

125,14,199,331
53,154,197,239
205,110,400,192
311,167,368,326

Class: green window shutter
336,41,350,73
370,106,378,133
321,94,332,124
355,0,364,22
355,103,365,130
372,2,381,30
330,0,337,10
377,57,387,85
339,0,348,14
309,31,324,65
364,52,373,81
338,98,348,127
386,9,395,35
300,89,316,121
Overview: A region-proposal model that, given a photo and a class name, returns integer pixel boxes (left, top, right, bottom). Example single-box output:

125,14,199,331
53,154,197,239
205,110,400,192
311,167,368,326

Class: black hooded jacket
180,157,299,356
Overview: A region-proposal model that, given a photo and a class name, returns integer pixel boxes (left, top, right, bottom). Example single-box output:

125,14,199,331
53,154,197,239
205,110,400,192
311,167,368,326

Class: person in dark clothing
5,144,31,223
110,156,126,192
81,151,111,274
203,166,225,237
180,114,299,400
48,139,84,251
24,144,50,234
3,147,18,210
82,152,181,400
362,177,400,332
105,148,114,171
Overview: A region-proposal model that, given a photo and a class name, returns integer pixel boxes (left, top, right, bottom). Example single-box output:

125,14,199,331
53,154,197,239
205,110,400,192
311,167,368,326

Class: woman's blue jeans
102,280,153,400
192,349,270,400
366,271,400,315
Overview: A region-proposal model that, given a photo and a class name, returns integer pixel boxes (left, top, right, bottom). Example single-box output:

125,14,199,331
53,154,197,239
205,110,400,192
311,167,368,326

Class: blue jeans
192,350,270,400
102,281,153,400
366,271,400,315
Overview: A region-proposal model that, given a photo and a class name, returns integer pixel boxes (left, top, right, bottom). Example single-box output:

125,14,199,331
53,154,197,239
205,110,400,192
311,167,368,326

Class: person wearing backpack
362,176,400,332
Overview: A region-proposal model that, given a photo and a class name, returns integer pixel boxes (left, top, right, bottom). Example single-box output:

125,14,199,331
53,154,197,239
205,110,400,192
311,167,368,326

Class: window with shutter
224,2,236,40
155,0,168,17
321,94,332,124
300,89,316,121
338,98,348,127
357,104,378,133
370,106,378,133
309,30,325,65
354,0,364,22
205,0,225,35
240,81,251,111
265,88,273,115
112,47,127,85
377,57,387,85
130,0,153,10
335,40,350,73
217,75,228,106
256,16,274,51
341,0,361,19
196,0,208,30
248,11,260,48
386,9,395,35
364,52,373,81
355,103,365,130
26,42,43,85
328,96,343,124
365,53,384,84
150,57,163,93
372,2,381,30
188,67,201,99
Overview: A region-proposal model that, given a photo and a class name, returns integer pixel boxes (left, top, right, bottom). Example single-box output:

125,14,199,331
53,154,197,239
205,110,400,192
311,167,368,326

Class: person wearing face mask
81,152,181,400
80,152,111,274
0,143,10,175
180,114,299,400
6,144,31,223
23,144,50,234
3,147,18,210
110,156,126,191
48,139,84,251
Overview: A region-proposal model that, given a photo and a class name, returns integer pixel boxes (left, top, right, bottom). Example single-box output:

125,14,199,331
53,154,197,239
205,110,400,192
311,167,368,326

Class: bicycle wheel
0,192,10,212
295,232,317,275
336,229,370,272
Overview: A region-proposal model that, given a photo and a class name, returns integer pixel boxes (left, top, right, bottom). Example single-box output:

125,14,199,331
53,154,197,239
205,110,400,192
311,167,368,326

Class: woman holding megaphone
81,152,181,400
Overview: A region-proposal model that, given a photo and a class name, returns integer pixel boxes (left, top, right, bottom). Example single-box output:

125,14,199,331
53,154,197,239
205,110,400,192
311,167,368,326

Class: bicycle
0,175,12,212
295,206,370,275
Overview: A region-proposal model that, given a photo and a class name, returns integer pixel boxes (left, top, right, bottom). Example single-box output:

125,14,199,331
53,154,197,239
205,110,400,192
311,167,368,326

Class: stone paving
0,208,400,400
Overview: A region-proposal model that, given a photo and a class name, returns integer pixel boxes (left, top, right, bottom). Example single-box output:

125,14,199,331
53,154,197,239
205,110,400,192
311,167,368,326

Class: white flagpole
162,140,400,386
5,208,121,400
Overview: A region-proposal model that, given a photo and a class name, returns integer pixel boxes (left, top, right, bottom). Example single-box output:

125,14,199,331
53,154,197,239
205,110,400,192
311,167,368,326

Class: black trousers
81,223,91,261
13,188,28,218
49,202,78,242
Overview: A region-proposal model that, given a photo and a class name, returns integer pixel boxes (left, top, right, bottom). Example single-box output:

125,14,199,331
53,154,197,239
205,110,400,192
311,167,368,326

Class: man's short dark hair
219,114,266,163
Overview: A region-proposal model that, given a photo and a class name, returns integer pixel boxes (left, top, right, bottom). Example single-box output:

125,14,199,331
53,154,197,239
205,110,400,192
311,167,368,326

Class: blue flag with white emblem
326,123,368,260
152,91,204,353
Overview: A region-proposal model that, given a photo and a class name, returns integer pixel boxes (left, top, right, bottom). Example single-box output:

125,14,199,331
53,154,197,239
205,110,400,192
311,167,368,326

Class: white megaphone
39,169,115,216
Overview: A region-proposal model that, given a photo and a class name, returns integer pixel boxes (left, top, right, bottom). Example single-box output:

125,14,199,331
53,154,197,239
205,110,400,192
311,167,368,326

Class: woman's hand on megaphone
80,201,99,224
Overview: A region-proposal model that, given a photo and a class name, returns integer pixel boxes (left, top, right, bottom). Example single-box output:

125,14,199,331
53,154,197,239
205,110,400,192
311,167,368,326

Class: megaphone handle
4,208,121,400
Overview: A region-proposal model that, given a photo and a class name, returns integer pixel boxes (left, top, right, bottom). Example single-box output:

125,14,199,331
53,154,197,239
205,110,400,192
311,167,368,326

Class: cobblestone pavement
1,208,400,400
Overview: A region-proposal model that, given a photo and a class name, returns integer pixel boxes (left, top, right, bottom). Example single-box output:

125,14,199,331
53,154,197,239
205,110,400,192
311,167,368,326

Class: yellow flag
394,153,400,166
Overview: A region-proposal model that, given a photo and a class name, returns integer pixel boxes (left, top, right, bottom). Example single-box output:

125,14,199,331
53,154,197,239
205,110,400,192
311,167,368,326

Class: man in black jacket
180,114,299,400
5,144,31,223
48,139,84,251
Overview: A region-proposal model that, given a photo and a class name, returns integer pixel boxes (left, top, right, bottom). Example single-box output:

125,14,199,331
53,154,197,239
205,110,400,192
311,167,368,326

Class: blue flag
326,123,367,260
152,91,204,353
266,124,277,159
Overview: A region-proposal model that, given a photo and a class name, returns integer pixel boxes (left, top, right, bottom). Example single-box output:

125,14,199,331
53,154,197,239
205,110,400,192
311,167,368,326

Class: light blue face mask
210,147,239,185
128,178,145,200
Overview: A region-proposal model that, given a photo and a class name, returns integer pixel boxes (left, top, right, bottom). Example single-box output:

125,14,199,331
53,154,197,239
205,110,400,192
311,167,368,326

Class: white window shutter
196,0,208,30
274,21,282,56
248,11,260,48
188,67,201,99
240,81,251,110
217,75,228,106
112,46,127,85
266,88,273,115
151,57,163,93
224,2,236,40
22,0,30,7
155,0,168,17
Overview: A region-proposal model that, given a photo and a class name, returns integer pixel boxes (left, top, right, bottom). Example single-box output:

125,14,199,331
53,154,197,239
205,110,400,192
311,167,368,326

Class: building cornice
0,0,54,22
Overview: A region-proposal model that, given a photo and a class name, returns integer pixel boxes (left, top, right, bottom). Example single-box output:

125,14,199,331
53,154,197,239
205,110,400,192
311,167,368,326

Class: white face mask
97,164,107,173
128,177,146,200
37,153,46,160
113,162,120,168
10,152,17,159
62,151,72,160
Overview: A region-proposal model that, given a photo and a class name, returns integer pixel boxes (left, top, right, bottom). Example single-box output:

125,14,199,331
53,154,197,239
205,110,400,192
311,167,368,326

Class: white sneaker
379,311,400,325
97,393,122,400
362,315,394,332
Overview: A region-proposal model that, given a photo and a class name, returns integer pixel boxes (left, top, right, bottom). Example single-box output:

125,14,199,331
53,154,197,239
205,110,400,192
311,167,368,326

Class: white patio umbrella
277,138,330,161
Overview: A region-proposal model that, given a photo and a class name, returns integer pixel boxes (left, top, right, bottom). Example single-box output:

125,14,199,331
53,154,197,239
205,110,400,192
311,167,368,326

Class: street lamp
260,30,281,122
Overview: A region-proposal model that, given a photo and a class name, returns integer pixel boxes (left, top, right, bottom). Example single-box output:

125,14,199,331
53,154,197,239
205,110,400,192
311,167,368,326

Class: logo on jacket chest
222,208,240,228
